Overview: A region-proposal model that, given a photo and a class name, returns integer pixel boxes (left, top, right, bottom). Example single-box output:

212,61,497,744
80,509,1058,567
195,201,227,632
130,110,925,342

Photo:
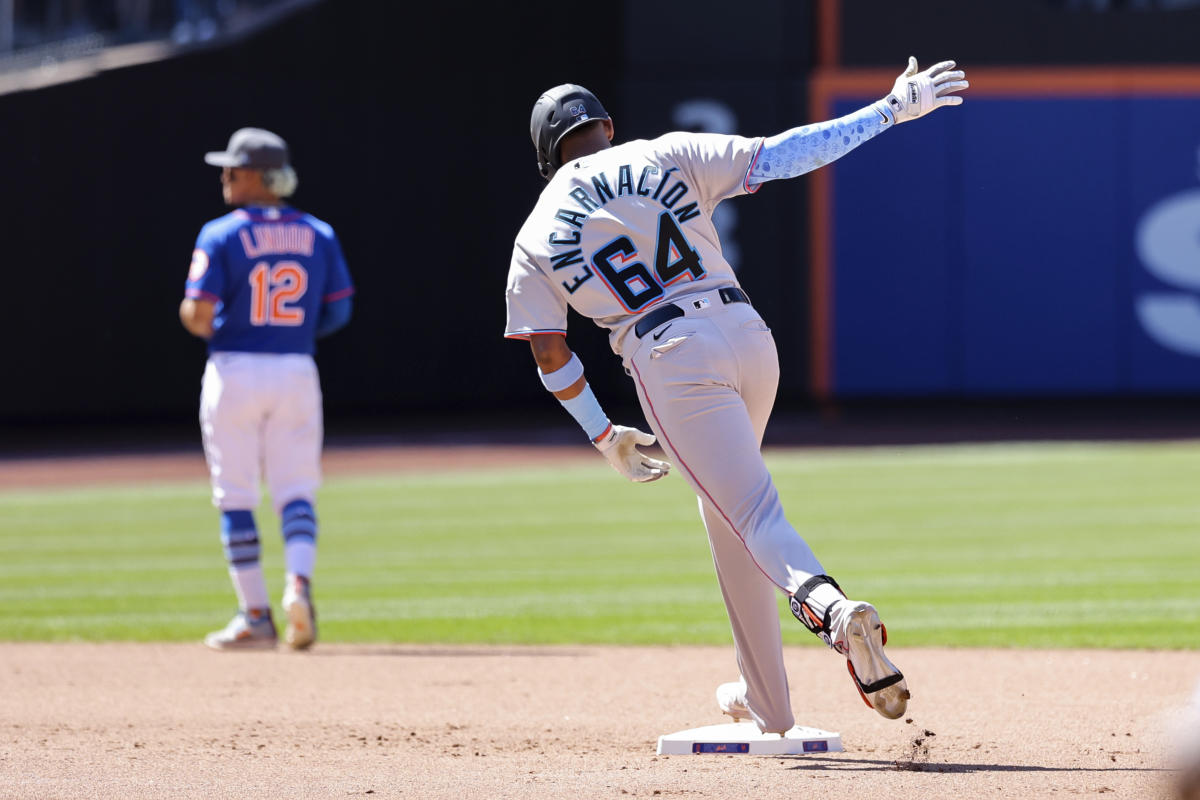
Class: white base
656,721,843,755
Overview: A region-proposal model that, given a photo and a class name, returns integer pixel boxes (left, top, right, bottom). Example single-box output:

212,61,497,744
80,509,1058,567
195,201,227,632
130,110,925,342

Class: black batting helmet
530,83,609,181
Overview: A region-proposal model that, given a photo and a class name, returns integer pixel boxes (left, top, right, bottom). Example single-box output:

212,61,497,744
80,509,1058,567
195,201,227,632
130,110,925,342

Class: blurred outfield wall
1,0,1197,433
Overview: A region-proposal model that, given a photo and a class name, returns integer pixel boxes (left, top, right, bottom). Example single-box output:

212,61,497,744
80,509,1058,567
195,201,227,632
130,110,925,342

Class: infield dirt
3,642,1198,799
1,444,1197,799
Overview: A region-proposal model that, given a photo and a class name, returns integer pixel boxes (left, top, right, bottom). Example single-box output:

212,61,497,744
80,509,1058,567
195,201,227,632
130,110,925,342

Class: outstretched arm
747,57,968,187
528,333,670,483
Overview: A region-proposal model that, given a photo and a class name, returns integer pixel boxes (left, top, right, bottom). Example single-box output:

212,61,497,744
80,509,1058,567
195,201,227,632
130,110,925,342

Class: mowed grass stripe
0,440,1196,647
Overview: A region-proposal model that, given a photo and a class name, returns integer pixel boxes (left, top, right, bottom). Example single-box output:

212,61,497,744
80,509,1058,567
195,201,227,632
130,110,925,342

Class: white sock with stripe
229,564,270,612
285,540,316,579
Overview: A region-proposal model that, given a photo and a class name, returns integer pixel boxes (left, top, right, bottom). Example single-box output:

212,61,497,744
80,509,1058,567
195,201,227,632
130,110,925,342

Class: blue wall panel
830,99,958,394
960,99,1123,393
827,91,1200,396
1126,99,1200,391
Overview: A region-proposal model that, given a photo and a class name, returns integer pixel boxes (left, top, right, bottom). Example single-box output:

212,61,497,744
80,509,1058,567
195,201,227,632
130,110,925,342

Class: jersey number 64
591,211,705,313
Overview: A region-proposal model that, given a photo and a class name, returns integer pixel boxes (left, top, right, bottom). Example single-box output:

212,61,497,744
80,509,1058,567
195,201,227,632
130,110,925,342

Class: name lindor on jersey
238,223,317,259
547,164,700,294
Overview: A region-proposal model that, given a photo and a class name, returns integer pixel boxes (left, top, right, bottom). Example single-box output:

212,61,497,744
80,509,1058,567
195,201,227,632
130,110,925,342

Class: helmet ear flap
532,100,560,181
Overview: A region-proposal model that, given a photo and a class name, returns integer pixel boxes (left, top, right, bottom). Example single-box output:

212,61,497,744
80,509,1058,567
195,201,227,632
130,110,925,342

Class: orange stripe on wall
809,168,833,400
805,64,1200,400
812,66,1200,98
808,75,837,400
816,0,840,68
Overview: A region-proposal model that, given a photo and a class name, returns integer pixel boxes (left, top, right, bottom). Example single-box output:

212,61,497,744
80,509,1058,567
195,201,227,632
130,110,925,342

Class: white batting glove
594,425,671,483
879,56,968,125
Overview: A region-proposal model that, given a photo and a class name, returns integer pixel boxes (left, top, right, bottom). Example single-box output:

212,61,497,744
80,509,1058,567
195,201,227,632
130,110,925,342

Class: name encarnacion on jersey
542,164,705,295
551,165,699,232
239,224,316,259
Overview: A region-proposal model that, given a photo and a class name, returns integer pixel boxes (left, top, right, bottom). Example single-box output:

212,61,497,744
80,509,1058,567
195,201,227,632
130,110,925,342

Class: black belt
634,287,750,339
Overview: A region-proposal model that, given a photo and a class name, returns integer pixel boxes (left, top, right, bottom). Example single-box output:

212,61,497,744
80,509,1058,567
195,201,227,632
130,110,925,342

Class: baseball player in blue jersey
180,127,354,651
507,59,967,731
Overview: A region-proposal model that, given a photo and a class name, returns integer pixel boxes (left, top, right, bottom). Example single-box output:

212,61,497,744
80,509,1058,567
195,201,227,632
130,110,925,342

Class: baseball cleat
282,573,317,650
837,601,909,719
204,609,277,651
716,679,753,722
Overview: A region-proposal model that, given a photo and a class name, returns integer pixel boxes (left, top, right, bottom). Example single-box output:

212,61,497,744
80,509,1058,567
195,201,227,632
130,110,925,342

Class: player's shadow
781,755,1171,774
304,645,588,658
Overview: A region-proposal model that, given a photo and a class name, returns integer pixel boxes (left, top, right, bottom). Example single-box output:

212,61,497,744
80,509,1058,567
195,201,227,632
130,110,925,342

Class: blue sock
281,499,317,578
220,510,260,568
220,510,268,610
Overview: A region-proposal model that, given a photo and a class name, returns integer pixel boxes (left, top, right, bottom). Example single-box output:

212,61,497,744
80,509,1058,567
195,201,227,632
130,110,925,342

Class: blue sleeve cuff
316,296,352,339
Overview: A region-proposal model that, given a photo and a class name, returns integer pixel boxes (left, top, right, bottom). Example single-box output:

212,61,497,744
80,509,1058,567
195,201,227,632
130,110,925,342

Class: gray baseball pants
623,287,825,734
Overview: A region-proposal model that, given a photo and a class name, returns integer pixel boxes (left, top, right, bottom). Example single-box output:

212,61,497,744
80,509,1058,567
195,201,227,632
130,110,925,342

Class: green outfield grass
1,439,1198,648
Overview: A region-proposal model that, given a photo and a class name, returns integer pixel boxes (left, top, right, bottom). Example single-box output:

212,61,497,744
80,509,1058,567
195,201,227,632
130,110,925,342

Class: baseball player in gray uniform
505,58,967,732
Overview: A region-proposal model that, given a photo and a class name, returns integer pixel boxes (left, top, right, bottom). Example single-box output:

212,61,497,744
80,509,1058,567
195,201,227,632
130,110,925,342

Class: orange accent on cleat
847,661,875,709
840,602,909,719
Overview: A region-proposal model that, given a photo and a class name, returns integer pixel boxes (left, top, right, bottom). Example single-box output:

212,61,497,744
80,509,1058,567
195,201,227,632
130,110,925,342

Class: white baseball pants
624,289,824,733
199,352,323,513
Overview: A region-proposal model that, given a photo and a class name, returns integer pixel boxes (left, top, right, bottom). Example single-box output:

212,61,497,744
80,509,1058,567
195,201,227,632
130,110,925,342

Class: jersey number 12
249,261,308,326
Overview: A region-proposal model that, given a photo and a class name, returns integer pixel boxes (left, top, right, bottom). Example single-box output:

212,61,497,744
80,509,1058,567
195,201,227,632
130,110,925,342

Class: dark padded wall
5,0,1192,438
0,0,822,433
838,0,1200,66
0,1,626,428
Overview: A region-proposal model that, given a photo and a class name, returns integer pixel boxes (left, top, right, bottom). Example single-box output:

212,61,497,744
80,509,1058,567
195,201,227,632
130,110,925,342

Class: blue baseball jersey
184,205,354,354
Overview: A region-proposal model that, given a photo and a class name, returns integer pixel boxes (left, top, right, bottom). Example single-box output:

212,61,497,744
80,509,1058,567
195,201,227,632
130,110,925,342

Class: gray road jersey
505,131,763,356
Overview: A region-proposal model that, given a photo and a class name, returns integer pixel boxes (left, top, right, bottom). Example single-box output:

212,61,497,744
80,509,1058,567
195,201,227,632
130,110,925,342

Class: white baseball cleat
282,573,317,650
835,601,909,719
204,609,277,651
716,679,753,722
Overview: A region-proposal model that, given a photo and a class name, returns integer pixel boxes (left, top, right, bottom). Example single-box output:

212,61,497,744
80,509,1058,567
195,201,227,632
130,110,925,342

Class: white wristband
538,352,585,393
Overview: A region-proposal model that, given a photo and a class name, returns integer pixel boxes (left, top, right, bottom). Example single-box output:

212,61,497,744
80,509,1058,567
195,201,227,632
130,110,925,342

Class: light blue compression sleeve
559,383,611,442
746,102,894,187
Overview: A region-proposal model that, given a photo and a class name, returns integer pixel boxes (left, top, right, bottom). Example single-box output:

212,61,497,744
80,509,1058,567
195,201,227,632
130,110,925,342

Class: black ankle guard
788,574,844,635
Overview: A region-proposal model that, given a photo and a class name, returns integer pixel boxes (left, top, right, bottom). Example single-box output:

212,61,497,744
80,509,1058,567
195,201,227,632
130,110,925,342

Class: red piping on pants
630,359,787,593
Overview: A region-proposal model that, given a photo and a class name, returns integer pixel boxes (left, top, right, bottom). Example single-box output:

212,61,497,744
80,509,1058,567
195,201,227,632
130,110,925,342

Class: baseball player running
506,59,967,731
179,127,354,652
